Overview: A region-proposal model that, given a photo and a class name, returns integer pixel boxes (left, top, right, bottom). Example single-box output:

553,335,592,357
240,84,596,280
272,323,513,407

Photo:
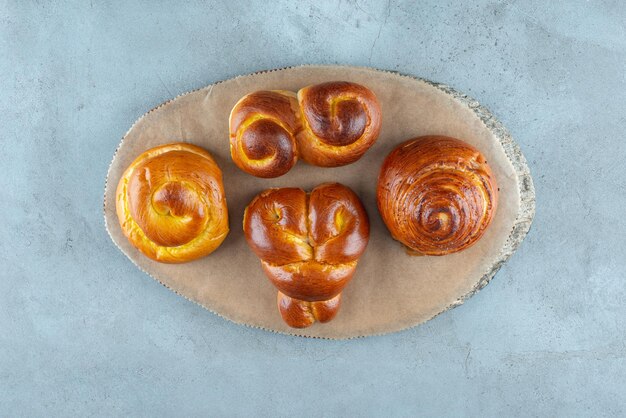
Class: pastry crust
377,136,498,256
229,90,300,178
296,81,382,167
115,143,229,263
229,82,381,177
243,183,369,327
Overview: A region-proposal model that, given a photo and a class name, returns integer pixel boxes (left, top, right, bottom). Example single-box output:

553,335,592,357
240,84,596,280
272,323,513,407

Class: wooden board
104,65,535,339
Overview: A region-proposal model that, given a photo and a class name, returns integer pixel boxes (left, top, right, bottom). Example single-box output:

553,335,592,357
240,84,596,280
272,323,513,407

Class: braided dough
243,183,370,328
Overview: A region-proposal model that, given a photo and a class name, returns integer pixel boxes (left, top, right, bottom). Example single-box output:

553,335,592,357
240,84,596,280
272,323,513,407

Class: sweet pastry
228,90,300,178
229,81,381,177
296,81,382,167
243,183,369,328
115,143,229,263
377,136,498,256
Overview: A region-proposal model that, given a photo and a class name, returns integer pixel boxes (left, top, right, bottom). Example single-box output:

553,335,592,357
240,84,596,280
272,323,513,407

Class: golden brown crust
243,183,369,327
297,82,382,167
262,261,357,302
229,90,300,178
277,292,341,328
229,82,381,177
377,136,498,256
242,187,311,265
115,143,229,263
308,182,370,264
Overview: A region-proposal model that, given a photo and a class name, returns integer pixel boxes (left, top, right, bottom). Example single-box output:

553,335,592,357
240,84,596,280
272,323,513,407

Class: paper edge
103,64,537,340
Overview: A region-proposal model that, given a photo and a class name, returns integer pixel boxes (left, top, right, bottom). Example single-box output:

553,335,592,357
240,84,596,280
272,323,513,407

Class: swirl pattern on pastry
115,143,229,263
229,82,381,177
377,136,498,256
296,81,382,167
229,90,300,178
243,183,369,328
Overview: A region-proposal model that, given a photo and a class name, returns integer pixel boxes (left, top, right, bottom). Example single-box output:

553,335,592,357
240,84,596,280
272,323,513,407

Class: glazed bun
296,81,382,167
243,183,369,328
229,82,381,177
377,136,498,256
115,143,229,263
229,90,300,178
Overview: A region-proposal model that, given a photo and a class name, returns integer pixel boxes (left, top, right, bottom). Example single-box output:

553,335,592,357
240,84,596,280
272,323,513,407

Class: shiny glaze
297,81,382,166
262,261,357,301
243,183,369,327
377,136,498,256
277,292,342,329
116,143,229,263
229,82,382,177
229,90,300,178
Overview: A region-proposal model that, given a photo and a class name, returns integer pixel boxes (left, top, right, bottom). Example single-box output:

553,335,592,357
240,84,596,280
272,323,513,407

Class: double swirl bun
116,143,229,263
229,82,381,177
377,136,498,256
243,183,369,328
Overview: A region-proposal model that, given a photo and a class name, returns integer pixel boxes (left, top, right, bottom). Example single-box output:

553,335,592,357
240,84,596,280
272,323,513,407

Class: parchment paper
104,65,535,339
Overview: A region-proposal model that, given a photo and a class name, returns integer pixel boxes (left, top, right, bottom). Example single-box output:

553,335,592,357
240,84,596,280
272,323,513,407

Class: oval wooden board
104,65,535,339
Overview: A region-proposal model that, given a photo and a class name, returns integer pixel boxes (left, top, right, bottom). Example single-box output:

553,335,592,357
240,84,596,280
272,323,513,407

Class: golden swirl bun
377,136,498,256
115,143,229,263
229,90,300,178
297,81,382,167
243,183,369,328
229,82,381,177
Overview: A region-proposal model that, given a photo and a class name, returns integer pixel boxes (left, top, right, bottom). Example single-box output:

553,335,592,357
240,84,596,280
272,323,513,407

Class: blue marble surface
2,1,625,416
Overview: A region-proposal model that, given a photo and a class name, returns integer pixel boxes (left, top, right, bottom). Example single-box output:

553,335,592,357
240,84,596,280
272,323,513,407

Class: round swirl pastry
377,136,498,256
243,183,369,328
229,82,382,177
296,81,382,167
115,143,229,263
229,90,300,178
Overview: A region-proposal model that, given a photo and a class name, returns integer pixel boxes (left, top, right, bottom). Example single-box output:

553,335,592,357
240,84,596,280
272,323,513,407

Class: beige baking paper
104,65,535,339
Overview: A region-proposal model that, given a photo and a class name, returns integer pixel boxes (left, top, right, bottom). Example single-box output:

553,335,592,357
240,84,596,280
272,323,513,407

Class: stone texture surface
1,1,625,416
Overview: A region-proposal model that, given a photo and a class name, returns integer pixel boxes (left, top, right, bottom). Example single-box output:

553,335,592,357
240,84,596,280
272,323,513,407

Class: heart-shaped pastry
243,183,370,328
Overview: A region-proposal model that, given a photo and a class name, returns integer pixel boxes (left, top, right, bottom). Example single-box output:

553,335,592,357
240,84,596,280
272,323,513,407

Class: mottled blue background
2,1,625,416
